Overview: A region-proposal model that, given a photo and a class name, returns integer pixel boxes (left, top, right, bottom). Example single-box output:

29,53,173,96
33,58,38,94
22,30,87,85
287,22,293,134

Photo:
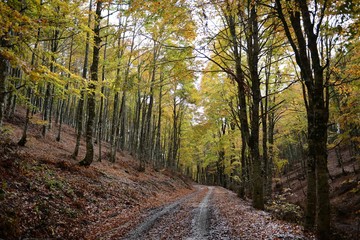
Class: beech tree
0,1,36,127
73,0,93,159
273,0,344,238
79,0,102,166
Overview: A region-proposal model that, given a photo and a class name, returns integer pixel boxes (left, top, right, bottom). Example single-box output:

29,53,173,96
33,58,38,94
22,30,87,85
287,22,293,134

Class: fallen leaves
0,111,193,239
211,187,316,240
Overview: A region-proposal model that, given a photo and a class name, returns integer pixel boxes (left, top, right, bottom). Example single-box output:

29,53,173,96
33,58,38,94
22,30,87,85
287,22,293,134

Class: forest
0,0,359,239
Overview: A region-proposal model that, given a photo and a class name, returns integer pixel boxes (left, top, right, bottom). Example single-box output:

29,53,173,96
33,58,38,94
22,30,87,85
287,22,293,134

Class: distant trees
189,0,285,210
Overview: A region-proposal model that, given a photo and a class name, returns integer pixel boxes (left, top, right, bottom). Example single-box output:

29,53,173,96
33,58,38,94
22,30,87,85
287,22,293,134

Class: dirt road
98,185,314,240
120,185,231,240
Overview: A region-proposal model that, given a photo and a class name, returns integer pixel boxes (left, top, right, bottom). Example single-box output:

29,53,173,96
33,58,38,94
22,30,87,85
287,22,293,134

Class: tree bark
224,3,250,199
72,0,92,159
97,7,110,162
246,2,264,210
42,29,59,137
0,55,8,128
57,35,74,142
275,1,330,237
79,0,102,166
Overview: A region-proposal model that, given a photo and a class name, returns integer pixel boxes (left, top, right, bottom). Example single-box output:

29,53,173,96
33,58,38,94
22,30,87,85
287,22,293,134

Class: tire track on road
108,185,232,239
121,187,203,240
187,186,213,239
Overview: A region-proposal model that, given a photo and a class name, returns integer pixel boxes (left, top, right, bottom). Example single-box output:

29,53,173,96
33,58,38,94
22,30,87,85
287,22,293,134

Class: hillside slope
276,148,360,239
0,109,193,239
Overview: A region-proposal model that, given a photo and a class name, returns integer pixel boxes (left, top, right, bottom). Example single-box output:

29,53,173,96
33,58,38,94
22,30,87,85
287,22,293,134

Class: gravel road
121,185,232,240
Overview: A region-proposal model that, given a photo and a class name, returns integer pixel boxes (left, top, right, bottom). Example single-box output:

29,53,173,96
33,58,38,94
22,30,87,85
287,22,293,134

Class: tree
274,0,333,238
0,1,36,127
73,0,93,159
199,0,281,209
79,0,102,166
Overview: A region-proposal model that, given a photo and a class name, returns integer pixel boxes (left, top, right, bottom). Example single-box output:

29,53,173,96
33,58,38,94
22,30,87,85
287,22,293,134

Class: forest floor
0,108,355,239
0,109,193,239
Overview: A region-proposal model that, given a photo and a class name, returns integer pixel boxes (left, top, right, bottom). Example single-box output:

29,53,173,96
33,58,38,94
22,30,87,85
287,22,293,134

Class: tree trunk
224,4,250,199
275,1,331,237
247,3,263,210
42,29,59,136
0,22,11,127
154,79,163,169
72,0,92,159
97,7,109,162
110,91,120,162
0,55,8,128
57,34,74,142
79,0,102,166
308,86,330,239
109,11,129,162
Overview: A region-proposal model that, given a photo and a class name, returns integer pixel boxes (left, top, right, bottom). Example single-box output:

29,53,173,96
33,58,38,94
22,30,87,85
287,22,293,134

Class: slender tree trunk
72,0,92,159
109,11,129,162
0,56,8,128
169,97,177,169
18,27,41,145
154,80,163,169
131,88,141,155
57,35,74,142
109,48,123,162
119,92,127,150
261,98,269,199
268,110,275,196
56,91,66,142
140,42,158,169
97,7,109,162
267,81,277,198
110,91,120,162
118,27,135,152
42,82,52,136
139,95,148,170
42,29,59,136
79,0,102,166
225,6,251,198
262,35,275,200
0,23,12,127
